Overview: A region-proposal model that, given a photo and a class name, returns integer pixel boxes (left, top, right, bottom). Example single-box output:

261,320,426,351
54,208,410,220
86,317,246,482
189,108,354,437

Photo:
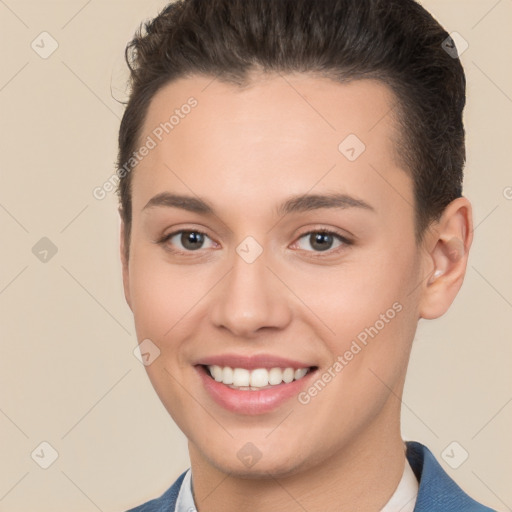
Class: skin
120,72,473,512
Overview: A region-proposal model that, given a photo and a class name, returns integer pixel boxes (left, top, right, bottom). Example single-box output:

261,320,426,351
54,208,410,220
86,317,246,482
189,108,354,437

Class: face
122,73,427,477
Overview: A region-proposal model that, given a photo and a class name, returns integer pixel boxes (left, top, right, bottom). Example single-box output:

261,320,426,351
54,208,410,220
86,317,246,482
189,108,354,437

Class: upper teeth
207,365,309,389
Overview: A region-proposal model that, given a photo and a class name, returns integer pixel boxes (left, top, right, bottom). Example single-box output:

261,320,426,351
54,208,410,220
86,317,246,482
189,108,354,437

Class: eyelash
155,228,353,258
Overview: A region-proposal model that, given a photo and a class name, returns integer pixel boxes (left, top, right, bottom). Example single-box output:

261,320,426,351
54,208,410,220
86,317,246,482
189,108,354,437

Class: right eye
158,230,217,254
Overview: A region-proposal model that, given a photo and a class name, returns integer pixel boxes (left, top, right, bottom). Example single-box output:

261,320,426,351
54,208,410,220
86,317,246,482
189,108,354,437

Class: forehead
131,73,411,219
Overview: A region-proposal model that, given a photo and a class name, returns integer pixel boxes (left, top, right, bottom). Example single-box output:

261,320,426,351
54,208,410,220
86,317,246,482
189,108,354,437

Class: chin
202,444,315,479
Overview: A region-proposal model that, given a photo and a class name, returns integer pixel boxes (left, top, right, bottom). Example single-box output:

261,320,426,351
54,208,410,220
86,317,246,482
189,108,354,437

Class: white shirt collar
380,457,419,512
176,457,418,512
175,467,196,512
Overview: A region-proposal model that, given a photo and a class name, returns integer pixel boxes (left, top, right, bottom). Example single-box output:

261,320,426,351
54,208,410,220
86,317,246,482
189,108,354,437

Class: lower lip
196,365,317,415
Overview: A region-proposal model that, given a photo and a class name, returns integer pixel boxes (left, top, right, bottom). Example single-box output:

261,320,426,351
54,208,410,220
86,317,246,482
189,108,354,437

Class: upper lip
195,353,316,370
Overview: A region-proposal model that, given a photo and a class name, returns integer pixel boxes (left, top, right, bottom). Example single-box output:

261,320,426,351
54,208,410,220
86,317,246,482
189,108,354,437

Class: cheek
292,240,418,338
127,243,205,338
129,268,173,338
297,240,419,389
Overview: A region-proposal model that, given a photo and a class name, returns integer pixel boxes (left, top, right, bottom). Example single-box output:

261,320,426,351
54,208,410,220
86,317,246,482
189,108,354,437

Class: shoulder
125,470,187,512
405,441,497,512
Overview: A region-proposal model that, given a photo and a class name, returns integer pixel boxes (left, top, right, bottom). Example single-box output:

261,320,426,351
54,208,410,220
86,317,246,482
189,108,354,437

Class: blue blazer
126,441,496,511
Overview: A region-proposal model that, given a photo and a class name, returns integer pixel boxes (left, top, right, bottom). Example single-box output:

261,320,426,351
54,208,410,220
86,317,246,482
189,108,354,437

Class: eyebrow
142,192,375,216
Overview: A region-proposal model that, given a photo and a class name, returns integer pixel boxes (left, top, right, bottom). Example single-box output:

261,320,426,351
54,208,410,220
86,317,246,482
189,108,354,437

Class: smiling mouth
202,364,317,391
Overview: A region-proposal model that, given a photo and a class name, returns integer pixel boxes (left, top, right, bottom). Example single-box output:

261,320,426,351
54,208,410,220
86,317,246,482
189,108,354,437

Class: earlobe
419,197,473,320
119,212,132,310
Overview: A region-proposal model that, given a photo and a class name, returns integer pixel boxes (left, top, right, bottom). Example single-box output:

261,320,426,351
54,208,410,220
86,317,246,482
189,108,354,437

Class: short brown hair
117,0,466,260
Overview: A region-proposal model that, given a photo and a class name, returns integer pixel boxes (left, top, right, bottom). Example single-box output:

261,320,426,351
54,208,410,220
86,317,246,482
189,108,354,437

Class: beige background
0,0,511,511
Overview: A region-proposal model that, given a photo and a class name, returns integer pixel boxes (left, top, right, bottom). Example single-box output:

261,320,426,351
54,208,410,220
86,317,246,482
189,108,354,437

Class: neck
188,402,406,512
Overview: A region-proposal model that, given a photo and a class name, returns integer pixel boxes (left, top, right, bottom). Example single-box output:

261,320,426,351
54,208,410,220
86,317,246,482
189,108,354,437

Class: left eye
294,231,348,253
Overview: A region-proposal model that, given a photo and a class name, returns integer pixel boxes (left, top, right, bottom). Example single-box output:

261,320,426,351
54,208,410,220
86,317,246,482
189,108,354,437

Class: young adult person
117,0,496,510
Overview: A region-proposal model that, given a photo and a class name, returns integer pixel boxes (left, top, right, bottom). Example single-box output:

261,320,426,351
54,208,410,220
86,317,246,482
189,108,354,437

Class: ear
418,196,473,320
119,210,132,310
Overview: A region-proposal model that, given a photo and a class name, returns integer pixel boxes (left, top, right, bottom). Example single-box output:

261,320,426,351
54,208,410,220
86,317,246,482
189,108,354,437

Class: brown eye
179,231,206,251
309,232,335,252
159,230,216,253
295,230,351,254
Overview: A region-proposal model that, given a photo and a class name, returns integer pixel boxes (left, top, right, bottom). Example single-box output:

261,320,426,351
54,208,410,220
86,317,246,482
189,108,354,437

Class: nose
209,249,293,338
